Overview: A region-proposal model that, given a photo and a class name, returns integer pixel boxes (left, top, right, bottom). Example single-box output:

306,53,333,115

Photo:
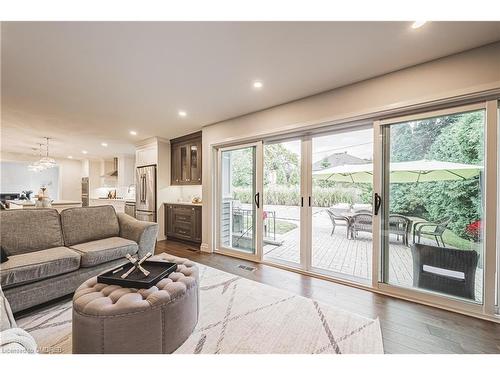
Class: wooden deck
263,210,483,301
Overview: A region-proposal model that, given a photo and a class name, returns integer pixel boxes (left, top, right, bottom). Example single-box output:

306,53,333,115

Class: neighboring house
312,151,369,171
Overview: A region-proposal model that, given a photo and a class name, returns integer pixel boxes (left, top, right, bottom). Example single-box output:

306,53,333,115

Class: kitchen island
6,199,82,212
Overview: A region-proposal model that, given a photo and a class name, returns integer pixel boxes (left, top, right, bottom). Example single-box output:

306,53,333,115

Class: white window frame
210,98,500,321
215,141,263,262
374,101,498,318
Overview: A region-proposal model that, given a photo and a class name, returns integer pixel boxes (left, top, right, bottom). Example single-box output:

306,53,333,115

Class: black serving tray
97,260,178,289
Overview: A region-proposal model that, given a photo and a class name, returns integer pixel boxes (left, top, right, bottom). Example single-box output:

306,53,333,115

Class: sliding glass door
217,142,262,260
310,127,373,283
262,139,302,266
379,106,486,304
214,99,498,318
216,127,375,285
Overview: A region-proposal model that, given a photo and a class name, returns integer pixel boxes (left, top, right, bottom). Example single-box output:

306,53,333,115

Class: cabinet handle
198,178,201,181
186,179,190,181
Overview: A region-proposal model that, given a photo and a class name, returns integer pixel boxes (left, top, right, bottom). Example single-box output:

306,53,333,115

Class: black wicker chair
411,243,478,300
326,208,350,238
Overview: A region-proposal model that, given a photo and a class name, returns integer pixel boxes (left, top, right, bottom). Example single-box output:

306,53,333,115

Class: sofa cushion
0,209,64,256
0,247,81,289
70,237,138,268
60,206,120,246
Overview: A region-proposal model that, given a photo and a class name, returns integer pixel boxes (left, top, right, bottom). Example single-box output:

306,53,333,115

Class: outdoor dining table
329,208,414,244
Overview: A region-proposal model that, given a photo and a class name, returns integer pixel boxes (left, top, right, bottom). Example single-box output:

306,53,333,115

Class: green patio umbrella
313,160,483,183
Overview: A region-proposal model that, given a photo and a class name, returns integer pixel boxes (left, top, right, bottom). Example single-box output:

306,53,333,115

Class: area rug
17,263,384,354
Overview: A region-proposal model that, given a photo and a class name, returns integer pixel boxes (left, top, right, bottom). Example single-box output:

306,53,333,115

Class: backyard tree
389,111,484,242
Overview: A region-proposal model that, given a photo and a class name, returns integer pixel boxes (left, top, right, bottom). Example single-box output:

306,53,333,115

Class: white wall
201,42,500,252
1,160,60,198
0,151,83,200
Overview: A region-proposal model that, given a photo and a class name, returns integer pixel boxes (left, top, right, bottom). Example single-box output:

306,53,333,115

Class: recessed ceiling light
411,21,427,29
178,110,187,117
68,156,73,159
101,142,108,147
129,130,137,136
253,81,263,89
82,150,88,154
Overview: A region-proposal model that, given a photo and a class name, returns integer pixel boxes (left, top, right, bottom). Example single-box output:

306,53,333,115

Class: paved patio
262,207,483,302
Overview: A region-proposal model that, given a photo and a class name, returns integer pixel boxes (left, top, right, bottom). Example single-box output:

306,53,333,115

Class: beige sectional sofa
0,286,37,353
0,206,158,313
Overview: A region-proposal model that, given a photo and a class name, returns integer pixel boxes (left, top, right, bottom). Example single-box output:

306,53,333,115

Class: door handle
301,197,304,207
309,196,311,207
140,176,144,202
254,192,260,209
142,175,146,202
374,193,382,215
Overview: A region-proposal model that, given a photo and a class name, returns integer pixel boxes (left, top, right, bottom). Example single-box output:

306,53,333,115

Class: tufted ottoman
72,253,198,354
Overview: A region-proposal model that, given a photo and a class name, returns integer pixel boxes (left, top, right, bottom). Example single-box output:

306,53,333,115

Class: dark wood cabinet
171,131,202,185
165,203,202,244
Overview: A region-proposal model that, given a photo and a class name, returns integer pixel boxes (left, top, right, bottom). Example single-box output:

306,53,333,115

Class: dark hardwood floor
156,239,500,354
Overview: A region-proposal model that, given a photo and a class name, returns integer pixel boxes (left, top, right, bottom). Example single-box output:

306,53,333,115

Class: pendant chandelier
28,143,44,172
28,138,57,172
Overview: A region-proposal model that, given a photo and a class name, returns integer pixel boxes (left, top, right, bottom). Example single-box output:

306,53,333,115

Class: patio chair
355,209,372,214
411,243,478,300
413,217,451,247
389,214,411,245
351,212,373,239
326,208,350,238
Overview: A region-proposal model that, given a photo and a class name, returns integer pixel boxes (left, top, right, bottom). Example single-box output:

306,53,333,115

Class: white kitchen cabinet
118,156,135,187
136,144,157,167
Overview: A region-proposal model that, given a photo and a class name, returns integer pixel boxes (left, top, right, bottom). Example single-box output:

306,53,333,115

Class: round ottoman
72,253,198,354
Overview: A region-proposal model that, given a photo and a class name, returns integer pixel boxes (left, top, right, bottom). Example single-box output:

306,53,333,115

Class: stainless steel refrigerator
135,165,157,222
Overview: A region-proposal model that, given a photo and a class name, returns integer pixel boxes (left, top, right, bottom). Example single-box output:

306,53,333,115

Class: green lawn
412,223,476,250
440,229,477,250
273,220,298,235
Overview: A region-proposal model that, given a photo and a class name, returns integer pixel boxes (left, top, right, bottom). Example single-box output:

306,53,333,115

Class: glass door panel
310,128,373,283
219,145,258,254
262,140,302,266
382,109,485,303
180,144,190,182
190,142,202,183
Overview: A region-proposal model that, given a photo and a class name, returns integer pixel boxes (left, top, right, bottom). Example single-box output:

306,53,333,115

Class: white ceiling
2,21,500,159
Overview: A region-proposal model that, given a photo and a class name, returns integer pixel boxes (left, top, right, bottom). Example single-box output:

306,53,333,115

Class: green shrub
232,185,368,207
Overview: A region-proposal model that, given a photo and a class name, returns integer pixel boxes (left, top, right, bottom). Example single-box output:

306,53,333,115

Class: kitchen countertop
164,201,202,207
6,199,82,206
90,198,131,202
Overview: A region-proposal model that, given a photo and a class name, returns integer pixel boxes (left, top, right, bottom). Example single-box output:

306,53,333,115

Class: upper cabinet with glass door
170,131,202,185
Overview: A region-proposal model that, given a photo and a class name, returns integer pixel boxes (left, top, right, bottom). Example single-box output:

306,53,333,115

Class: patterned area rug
17,263,383,354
